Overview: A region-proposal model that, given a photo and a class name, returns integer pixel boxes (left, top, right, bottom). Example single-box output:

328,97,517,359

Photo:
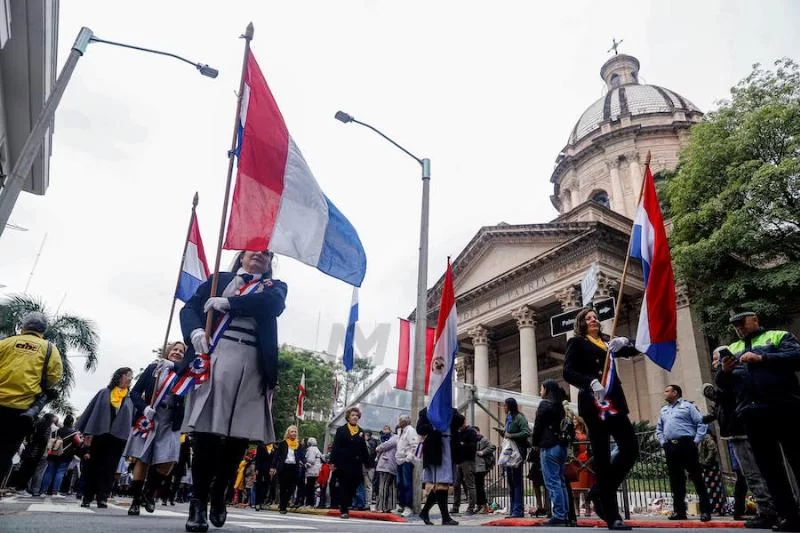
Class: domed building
415,52,712,433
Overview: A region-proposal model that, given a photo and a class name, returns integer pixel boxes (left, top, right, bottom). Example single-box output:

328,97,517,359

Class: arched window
610,73,621,88
591,190,610,209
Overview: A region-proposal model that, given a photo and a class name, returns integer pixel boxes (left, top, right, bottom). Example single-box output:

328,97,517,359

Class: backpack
557,416,576,446
47,430,78,458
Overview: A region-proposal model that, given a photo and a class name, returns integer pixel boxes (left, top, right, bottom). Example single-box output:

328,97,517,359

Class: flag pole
161,192,199,359
205,22,254,339
601,150,651,384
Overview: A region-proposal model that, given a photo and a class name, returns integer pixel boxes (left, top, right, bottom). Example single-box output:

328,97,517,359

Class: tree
0,294,100,415
272,348,336,444
337,356,375,407
664,58,800,338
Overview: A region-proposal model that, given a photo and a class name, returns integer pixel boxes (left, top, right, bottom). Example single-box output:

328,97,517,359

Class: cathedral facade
421,53,710,432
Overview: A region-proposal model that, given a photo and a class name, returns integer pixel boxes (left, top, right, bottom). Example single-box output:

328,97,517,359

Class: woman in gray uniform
179,250,287,533
125,341,186,516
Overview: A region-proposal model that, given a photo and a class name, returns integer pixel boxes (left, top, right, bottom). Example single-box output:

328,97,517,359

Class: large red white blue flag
223,54,366,287
395,318,435,393
176,213,210,303
630,166,677,371
427,261,458,432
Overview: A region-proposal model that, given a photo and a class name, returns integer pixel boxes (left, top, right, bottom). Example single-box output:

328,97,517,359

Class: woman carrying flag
563,308,639,531
179,250,287,533
125,341,186,516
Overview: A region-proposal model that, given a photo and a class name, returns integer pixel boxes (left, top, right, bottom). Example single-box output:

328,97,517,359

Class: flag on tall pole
296,371,306,420
222,53,367,287
176,212,210,303
343,287,359,371
630,165,677,370
395,319,435,393
426,260,458,432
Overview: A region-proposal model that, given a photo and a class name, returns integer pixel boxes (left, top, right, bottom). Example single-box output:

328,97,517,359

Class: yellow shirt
0,333,63,410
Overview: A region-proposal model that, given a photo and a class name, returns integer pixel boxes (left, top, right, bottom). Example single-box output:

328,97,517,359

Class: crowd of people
1,248,799,532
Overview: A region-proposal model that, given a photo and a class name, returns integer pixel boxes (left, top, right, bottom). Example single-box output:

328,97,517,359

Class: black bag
557,416,576,447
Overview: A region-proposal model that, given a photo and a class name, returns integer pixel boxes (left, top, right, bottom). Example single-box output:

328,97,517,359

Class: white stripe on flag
183,242,208,281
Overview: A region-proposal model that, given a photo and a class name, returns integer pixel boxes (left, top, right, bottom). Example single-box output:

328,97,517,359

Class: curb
482,518,745,528
269,506,408,523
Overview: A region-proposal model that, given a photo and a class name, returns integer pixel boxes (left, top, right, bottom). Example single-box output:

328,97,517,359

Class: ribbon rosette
132,415,154,439
189,353,211,385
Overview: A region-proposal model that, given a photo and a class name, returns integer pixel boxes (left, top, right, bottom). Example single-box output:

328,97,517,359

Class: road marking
226,521,316,529
27,503,93,513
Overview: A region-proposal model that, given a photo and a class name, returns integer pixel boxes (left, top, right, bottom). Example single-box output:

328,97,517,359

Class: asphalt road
0,495,750,533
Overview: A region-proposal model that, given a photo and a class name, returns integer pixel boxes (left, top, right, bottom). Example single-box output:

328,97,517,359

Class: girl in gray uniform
179,250,287,533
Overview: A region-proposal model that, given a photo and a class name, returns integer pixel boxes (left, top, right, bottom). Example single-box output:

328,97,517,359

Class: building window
610,73,621,88
591,190,610,209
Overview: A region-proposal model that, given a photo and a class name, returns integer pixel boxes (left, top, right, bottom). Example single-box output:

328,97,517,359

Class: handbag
497,438,522,468
564,460,581,482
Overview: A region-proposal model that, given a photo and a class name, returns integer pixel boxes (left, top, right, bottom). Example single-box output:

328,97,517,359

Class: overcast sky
1,0,798,413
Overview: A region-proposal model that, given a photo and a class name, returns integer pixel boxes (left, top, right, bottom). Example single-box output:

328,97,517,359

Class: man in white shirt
394,415,418,516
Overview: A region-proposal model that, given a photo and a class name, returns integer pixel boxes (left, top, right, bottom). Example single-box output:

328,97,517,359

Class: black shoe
97,501,108,509
128,500,141,516
420,512,433,525
442,519,459,526
170,500,176,506
747,516,778,529
80,500,91,508
668,513,688,520
162,500,168,506
735,514,745,521
340,513,349,519
608,519,632,530
540,518,567,527
209,505,227,528
144,495,156,513
279,509,287,515
185,499,209,532
772,518,800,532
701,513,712,522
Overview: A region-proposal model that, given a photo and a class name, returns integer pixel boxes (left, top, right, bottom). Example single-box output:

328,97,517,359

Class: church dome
567,54,701,145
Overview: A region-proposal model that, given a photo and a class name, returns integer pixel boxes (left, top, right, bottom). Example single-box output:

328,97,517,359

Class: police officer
656,384,712,522
0,312,62,483
715,309,800,532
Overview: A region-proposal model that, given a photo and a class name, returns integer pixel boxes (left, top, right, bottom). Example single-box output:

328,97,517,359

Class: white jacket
395,425,418,465
305,445,323,477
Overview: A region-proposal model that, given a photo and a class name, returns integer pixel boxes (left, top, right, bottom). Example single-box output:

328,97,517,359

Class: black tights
421,490,453,523
190,433,248,505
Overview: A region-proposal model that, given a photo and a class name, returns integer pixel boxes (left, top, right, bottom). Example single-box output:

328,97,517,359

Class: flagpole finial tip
244,22,254,39
645,150,652,167
193,191,199,207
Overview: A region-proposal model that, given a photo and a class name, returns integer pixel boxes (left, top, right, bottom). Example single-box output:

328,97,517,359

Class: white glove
608,337,630,353
203,297,230,313
590,379,606,403
190,328,209,355
143,406,156,420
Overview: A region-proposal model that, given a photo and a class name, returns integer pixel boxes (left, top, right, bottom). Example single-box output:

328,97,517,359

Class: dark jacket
364,437,379,469
563,335,638,419
453,425,479,464
715,328,800,415
272,440,306,474
129,362,185,432
76,388,135,441
330,424,370,476
416,407,464,469
178,272,287,390
531,399,563,449
23,417,54,459
256,444,274,475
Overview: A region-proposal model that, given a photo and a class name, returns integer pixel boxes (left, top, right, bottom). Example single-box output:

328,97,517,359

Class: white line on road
226,520,316,529
27,503,93,513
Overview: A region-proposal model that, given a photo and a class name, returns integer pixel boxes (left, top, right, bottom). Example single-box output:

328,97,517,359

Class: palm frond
0,295,46,336
45,395,76,418
49,314,100,372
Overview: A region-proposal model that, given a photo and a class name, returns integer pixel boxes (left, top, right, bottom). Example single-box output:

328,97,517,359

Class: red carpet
324,510,407,522
482,517,745,528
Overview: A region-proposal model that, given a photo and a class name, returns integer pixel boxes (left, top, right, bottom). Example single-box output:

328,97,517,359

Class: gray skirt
423,434,454,485
182,336,275,443
123,403,180,465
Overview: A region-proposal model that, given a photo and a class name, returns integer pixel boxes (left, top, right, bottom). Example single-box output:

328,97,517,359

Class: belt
221,335,257,347
228,325,257,335
668,436,694,445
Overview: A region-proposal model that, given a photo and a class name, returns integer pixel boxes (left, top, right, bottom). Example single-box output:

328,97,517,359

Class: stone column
625,151,642,214
512,305,538,398
465,355,474,385
593,272,619,331
469,325,490,433
556,286,582,403
606,159,627,217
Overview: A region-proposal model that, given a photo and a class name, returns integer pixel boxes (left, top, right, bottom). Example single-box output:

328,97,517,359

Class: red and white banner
296,371,306,420
395,319,435,393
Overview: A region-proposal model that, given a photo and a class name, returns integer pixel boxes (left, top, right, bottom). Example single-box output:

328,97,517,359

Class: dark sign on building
550,297,615,337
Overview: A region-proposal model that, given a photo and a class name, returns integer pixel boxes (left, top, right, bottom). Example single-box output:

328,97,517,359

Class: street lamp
335,110,430,513
0,27,219,238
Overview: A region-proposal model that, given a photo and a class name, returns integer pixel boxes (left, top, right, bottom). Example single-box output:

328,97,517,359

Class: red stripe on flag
396,319,411,390
189,213,210,277
223,54,289,251
424,326,435,395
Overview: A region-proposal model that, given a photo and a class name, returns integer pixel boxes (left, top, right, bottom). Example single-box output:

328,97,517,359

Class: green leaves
665,58,800,339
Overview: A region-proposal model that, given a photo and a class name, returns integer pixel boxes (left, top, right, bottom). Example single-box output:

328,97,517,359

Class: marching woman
125,341,186,516
330,408,370,519
179,250,287,532
563,308,639,530
75,367,135,508
271,426,305,514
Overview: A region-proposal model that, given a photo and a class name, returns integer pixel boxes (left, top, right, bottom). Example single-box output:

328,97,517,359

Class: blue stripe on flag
646,340,677,371
630,224,651,285
428,358,455,431
343,288,359,371
176,271,204,303
318,197,367,287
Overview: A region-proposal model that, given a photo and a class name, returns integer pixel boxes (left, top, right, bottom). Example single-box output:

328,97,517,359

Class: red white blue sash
171,279,264,396
596,349,620,421
132,367,177,439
